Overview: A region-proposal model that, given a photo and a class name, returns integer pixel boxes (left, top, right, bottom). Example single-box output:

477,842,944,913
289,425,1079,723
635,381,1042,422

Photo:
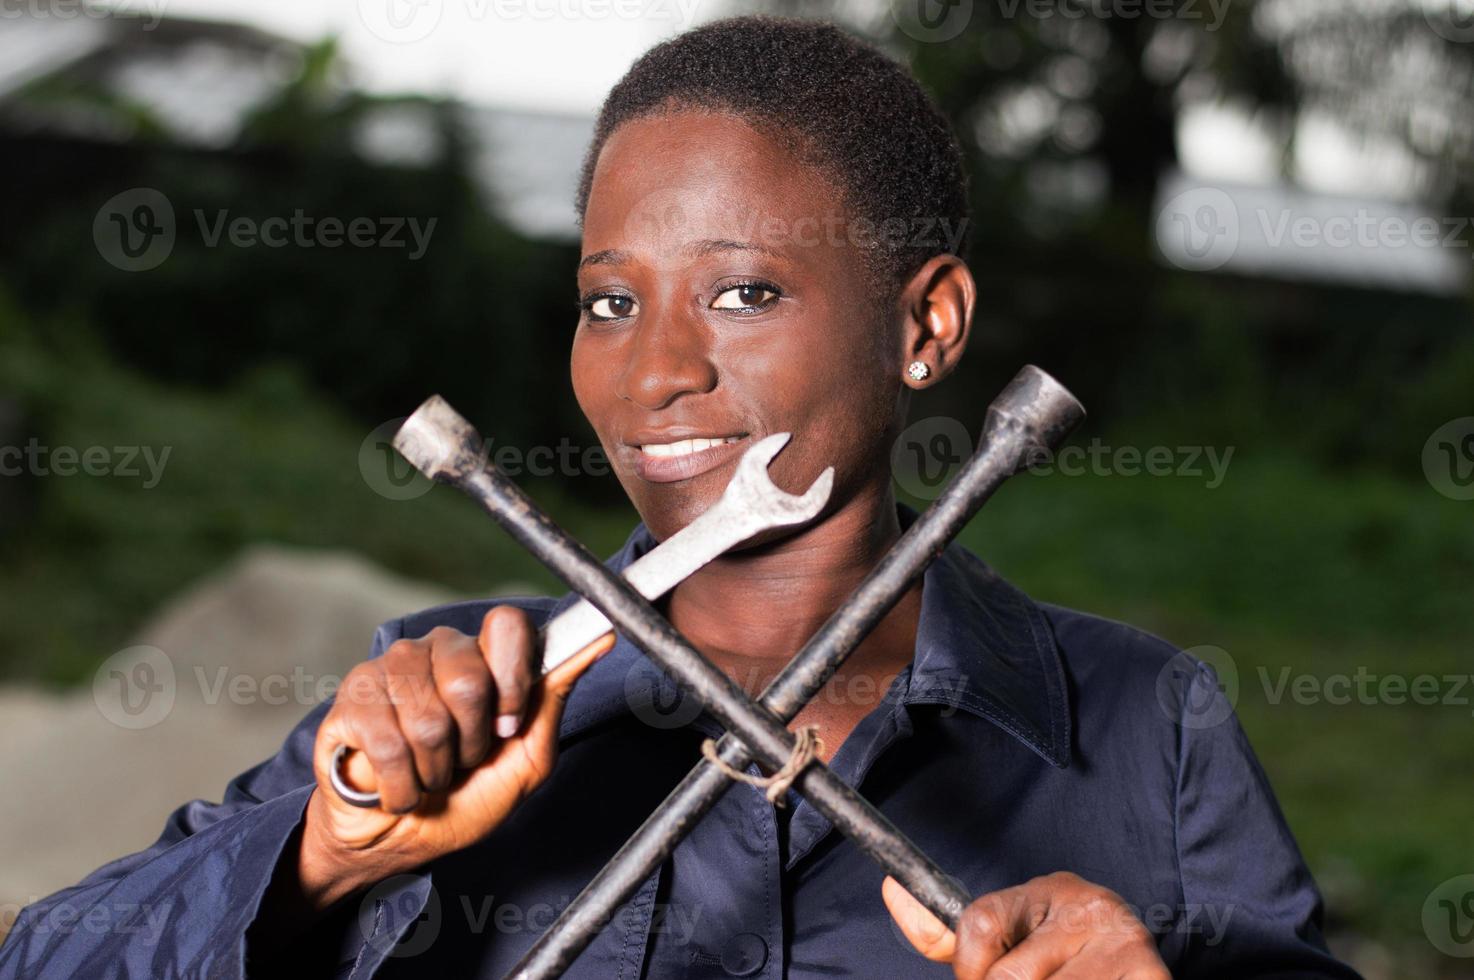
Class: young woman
2,17,1358,979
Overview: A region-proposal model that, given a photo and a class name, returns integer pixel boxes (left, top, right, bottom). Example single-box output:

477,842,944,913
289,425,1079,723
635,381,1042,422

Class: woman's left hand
882,871,1171,979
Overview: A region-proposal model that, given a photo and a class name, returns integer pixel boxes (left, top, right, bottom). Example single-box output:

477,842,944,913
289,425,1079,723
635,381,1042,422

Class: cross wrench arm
506,365,1085,979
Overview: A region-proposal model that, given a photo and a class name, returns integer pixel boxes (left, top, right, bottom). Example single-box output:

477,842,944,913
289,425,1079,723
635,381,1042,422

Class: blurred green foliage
0,296,634,686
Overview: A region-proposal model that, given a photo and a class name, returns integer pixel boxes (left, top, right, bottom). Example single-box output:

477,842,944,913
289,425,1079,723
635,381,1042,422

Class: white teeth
640,436,742,458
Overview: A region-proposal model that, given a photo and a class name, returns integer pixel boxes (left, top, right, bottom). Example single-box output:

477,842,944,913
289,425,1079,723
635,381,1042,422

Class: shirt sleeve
0,618,433,980
1168,656,1362,979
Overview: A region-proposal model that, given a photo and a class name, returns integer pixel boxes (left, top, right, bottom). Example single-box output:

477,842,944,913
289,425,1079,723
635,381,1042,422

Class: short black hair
575,15,970,294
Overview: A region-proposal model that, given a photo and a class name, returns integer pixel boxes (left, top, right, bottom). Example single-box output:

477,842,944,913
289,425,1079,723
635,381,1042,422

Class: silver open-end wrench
330,399,834,807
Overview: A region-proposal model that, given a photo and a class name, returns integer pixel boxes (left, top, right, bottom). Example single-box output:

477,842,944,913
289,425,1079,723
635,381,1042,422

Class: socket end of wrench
393,395,485,481
986,365,1086,469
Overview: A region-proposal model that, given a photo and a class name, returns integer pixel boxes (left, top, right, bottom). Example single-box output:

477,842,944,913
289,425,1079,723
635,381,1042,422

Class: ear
896,254,975,389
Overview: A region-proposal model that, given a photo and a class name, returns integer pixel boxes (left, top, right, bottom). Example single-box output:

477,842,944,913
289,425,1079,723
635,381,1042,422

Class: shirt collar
555,505,1072,769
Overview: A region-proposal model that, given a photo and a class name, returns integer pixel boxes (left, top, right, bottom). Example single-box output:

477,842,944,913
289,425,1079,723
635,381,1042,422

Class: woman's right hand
297,606,615,910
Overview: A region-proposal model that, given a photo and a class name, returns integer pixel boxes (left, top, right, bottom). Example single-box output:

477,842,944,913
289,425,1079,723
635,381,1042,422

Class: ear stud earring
906,361,931,382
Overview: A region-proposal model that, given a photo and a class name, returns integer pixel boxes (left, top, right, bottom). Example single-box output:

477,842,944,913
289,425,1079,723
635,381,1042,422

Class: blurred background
0,0,1470,975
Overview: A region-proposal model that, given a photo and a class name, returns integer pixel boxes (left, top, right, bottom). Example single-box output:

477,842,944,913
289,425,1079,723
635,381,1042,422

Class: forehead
581,111,849,260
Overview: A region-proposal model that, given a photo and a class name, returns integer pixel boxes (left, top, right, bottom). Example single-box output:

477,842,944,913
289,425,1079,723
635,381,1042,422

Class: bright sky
139,0,1420,200
156,0,725,114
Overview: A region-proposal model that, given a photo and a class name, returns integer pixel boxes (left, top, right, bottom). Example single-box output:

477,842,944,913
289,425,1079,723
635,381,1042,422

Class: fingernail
496,714,520,738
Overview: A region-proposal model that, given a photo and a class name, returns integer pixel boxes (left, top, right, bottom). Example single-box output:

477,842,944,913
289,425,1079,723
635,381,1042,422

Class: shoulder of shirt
1030,599,1213,727
1035,601,1183,671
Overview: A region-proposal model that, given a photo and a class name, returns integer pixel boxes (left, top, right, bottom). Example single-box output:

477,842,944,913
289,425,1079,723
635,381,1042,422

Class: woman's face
572,110,908,541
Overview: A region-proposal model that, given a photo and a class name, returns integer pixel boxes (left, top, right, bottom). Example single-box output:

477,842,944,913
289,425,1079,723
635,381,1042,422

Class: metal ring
329,743,382,809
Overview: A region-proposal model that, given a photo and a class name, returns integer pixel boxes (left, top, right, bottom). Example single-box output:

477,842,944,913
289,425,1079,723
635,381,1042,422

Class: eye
584,294,638,321
711,282,780,311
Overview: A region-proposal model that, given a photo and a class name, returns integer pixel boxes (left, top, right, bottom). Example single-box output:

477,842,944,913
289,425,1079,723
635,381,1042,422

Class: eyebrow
688,238,785,261
578,248,630,270
577,239,786,271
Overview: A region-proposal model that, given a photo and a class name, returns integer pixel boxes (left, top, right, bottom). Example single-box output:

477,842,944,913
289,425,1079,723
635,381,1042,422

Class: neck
661,482,921,686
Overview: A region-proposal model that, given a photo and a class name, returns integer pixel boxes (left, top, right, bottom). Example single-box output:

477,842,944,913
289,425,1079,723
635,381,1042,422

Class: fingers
323,607,609,819
882,873,1168,980
1047,957,1171,980
384,631,460,794
339,665,422,813
527,632,616,736
480,606,537,739
907,872,1161,978
969,926,1079,980
323,609,543,813
882,876,957,962
429,629,495,768
952,885,1046,980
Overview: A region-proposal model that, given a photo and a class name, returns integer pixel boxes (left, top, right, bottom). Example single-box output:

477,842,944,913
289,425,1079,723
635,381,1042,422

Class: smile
638,436,744,458
628,433,752,483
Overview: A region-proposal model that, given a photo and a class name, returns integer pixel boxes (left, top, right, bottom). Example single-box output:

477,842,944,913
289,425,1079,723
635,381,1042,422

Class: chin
629,493,715,543
616,465,732,542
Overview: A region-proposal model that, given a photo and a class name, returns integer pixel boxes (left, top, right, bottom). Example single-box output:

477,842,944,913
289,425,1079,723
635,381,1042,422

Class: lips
626,432,752,483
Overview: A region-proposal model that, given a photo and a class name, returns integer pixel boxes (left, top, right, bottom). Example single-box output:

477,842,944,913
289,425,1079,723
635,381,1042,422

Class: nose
615,306,718,411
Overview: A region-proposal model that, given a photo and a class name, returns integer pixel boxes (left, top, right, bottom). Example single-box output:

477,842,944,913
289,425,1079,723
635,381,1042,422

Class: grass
2,320,1468,967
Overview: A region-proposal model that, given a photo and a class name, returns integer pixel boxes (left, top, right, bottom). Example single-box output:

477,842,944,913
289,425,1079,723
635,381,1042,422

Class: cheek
569,330,608,428
730,324,896,475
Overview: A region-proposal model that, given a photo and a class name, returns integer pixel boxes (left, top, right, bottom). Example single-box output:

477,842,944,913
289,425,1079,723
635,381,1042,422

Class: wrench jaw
723,432,835,534
787,465,835,523
729,431,794,487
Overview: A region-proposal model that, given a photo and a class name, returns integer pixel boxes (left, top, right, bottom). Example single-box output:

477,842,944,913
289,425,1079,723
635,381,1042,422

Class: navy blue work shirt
1,512,1359,978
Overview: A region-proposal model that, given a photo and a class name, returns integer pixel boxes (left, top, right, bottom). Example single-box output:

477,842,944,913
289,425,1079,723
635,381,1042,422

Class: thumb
882,875,957,963
520,632,617,748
